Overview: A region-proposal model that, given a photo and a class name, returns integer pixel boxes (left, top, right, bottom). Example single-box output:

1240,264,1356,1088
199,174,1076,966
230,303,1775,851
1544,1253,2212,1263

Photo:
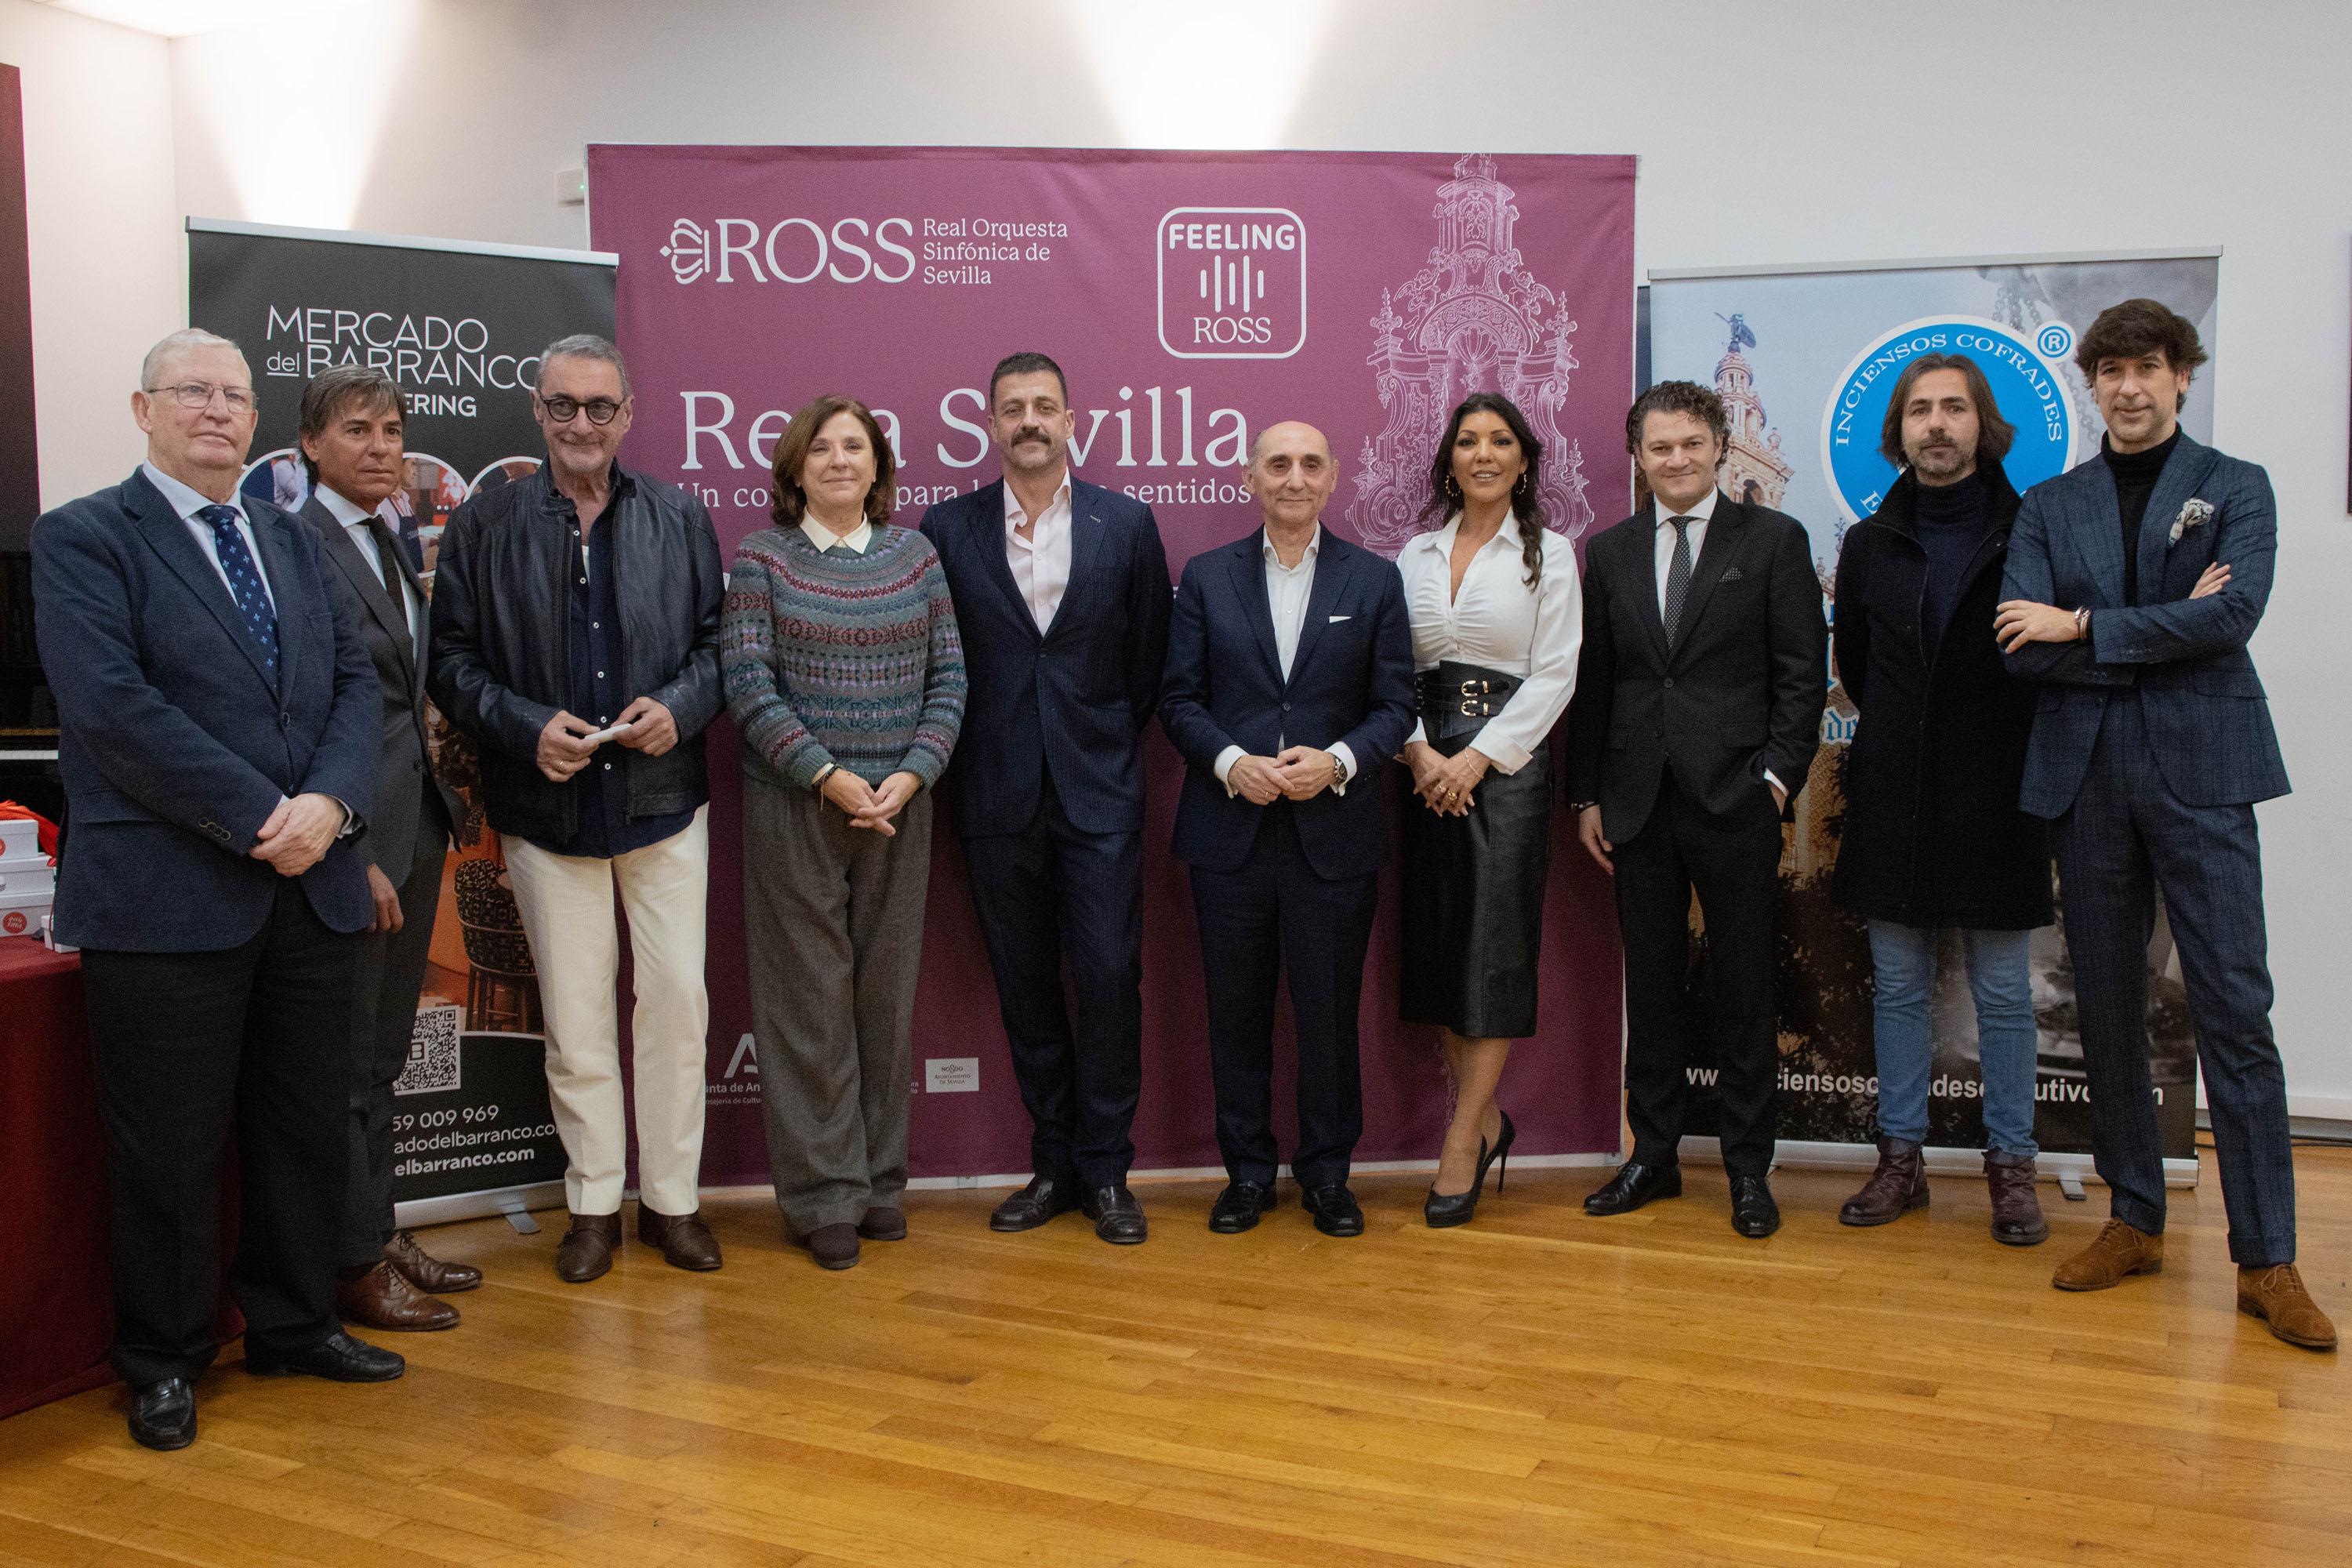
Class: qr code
394,1004,463,1096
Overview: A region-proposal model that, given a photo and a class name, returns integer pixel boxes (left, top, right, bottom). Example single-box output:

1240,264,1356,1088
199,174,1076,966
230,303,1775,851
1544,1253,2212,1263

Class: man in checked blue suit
1160,420,1414,1238
1995,299,2334,1350
32,330,405,1451
920,353,1172,1245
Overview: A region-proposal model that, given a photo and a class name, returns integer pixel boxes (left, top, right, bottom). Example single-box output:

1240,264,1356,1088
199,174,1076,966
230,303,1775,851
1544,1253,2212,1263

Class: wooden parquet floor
2,1150,2348,1568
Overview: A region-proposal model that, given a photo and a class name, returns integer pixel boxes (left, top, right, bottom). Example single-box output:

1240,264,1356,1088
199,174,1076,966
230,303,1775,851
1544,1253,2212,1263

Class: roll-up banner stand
187,218,619,1225
585,146,1639,1185
1647,249,2220,1191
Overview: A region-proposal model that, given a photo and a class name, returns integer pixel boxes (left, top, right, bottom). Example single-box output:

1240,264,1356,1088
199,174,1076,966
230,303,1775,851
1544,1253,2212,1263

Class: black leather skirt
1399,728,1553,1040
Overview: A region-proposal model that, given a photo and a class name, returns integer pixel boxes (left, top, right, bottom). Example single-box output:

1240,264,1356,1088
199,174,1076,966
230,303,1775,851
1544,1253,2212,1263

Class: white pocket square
1328,613,1352,622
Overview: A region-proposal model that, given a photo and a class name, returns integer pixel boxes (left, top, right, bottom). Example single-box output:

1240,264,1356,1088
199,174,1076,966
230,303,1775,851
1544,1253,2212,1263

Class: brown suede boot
2237,1264,2339,1351
1838,1137,1928,1227
2051,1218,2162,1290
554,1211,622,1283
1984,1149,2049,1247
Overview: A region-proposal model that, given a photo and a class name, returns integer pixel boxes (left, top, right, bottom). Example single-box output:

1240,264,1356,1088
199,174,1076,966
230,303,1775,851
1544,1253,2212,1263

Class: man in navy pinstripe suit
1996,299,2332,1350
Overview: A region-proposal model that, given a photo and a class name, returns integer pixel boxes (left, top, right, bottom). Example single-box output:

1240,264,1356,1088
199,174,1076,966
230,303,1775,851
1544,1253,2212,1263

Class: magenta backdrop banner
586,144,1634,1184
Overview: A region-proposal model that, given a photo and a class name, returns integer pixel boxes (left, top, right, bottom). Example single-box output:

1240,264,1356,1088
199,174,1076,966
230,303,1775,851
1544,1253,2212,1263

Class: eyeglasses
538,394,625,426
145,381,256,414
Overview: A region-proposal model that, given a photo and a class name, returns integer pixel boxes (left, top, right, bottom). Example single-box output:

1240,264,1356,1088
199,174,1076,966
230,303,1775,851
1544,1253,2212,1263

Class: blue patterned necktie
197,503,280,679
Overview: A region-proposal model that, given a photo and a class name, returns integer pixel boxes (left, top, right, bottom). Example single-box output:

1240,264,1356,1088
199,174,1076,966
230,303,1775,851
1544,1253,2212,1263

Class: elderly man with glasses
33,328,403,1450
428,334,728,1284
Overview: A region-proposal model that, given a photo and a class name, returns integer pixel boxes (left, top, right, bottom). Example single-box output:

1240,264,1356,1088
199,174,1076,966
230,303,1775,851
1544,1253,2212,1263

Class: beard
1908,440,1970,481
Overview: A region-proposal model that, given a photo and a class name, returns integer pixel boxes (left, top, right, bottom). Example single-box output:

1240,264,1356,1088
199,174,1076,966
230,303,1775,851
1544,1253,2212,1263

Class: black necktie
360,516,399,592
1663,514,1694,647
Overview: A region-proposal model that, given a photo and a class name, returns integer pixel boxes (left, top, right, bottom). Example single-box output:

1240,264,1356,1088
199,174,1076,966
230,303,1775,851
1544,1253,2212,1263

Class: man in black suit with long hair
1564,381,1826,1238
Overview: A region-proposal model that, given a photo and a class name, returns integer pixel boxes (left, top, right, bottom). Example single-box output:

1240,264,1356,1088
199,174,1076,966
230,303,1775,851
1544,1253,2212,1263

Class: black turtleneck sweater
1914,470,1990,649
2106,427,2180,606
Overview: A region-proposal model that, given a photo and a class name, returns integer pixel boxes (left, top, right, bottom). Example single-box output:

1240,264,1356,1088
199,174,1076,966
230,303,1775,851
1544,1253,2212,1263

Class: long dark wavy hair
1421,392,1545,587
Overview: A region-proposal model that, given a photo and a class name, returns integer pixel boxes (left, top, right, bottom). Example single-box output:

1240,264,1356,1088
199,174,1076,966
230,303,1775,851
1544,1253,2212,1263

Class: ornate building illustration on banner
1347,154,1594,556
1713,314,1792,511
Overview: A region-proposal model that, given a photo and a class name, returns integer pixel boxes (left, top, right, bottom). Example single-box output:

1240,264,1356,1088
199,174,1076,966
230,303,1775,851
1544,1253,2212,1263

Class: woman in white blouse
1396,393,1583,1228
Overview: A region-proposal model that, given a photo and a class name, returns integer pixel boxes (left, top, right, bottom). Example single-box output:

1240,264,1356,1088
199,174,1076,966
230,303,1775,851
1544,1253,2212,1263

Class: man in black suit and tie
32,330,405,1450
1564,381,1826,1238
919,353,1171,1243
1160,421,1414,1236
292,366,481,1330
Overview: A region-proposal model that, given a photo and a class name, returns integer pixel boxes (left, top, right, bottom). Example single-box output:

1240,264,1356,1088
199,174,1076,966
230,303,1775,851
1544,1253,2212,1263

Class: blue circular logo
1819,316,2076,522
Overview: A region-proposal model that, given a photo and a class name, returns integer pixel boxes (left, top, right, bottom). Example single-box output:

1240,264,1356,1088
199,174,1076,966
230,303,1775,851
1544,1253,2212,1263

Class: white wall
97,0,2352,1114
0,0,180,504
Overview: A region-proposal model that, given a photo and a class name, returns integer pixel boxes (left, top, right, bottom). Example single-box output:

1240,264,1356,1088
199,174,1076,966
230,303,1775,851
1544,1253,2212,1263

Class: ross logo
661,216,916,285
663,219,710,285
1157,207,1306,359
1820,315,2077,522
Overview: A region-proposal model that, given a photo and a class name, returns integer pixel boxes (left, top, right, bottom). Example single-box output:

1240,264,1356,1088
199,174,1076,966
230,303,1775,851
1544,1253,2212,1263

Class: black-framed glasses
538,394,625,426
145,381,255,414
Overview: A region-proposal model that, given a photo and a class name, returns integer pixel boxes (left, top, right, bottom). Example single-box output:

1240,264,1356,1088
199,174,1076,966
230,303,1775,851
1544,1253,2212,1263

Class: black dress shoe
989,1175,1080,1232
1730,1174,1781,1239
245,1329,405,1382
129,1377,195,1450
1207,1180,1277,1233
1583,1161,1683,1216
1080,1184,1149,1245
1301,1183,1365,1237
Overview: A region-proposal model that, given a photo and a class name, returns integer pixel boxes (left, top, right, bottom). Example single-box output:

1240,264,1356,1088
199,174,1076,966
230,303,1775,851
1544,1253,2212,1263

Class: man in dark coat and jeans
1830,354,2078,1245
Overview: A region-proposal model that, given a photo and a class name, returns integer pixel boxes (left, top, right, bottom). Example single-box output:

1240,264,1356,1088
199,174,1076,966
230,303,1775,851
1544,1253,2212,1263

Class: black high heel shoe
1424,1109,1517,1229
1476,1110,1517,1196
1424,1136,1487,1229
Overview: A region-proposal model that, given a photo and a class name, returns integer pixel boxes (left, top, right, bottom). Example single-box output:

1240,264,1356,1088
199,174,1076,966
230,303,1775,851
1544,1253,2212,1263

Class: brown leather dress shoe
1838,1137,1929,1226
336,1261,459,1331
2052,1218,2163,1290
2238,1264,2339,1350
858,1207,908,1241
385,1229,481,1294
638,1206,723,1271
555,1211,622,1283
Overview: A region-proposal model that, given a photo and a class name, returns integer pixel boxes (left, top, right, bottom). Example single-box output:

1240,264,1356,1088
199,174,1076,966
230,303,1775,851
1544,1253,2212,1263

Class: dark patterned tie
1662,514,1694,648
363,515,418,661
198,503,280,680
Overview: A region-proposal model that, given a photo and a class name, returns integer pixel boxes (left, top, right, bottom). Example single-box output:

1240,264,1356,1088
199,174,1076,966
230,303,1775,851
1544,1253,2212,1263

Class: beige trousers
501,806,710,1216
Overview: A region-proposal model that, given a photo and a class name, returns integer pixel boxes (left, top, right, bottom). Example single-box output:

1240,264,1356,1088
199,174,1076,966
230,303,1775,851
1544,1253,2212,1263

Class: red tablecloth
0,937,114,1418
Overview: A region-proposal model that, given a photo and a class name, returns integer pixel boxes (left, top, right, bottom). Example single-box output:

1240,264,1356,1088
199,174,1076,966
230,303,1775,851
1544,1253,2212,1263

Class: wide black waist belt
1415,660,1521,742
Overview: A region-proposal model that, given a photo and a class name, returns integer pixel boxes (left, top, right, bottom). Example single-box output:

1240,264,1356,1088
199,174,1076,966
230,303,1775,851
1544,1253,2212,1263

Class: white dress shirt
1648,486,1782,797
1653,485,1719,622
1399,513,1582,772
315,485,422,652
1004,473,1073,632
800,517,873,555
143,462,274,610
1212,524,1356,796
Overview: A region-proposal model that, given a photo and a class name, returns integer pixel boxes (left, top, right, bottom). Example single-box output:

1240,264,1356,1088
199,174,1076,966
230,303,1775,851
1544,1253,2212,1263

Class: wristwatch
1569,799,1599,813
811,762,837,792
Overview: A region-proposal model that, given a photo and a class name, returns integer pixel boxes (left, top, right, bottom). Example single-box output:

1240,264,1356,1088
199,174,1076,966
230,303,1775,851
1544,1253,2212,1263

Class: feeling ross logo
1158,208,1307,359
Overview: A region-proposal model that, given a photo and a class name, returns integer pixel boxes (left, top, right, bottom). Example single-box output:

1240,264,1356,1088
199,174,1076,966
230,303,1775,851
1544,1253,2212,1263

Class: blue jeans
1866,921,2038,1156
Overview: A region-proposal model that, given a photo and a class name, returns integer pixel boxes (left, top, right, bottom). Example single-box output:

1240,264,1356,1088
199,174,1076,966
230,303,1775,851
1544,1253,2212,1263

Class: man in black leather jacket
428,334,727,1285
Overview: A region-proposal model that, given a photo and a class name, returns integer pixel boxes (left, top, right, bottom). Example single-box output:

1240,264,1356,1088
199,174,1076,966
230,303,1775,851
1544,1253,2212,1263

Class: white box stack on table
0,817,56,940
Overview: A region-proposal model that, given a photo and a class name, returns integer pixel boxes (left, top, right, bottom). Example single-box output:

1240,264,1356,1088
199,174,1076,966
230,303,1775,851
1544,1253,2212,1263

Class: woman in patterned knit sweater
720,394,965,1271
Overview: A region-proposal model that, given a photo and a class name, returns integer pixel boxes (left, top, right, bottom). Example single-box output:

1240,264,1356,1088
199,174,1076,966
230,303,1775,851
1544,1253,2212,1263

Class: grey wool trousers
743,772,933,1233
